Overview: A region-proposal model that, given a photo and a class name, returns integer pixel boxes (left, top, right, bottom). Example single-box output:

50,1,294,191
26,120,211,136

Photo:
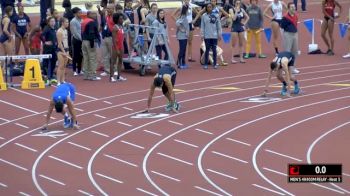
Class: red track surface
0,1,350,195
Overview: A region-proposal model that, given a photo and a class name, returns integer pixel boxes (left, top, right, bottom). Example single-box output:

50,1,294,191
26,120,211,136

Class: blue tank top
1,16,11,34
52,83,76,104
232,8,244,26
124,7,135,24
12,14,31,35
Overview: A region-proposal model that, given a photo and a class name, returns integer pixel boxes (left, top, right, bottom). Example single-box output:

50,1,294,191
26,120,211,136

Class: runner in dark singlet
146,65,179,113
12,4,31,55
0,6,14,59
263,51,300,96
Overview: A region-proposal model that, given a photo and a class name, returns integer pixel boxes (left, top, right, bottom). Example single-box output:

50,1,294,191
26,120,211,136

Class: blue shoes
63,115,71,128
281,85,288,96
294,84,300,95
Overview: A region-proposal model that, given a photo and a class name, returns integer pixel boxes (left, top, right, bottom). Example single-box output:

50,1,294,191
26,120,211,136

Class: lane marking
94,114,107,119
209,87,240,90
67,142,91,151
331,184,350,194
157,152,193,166
39,174,65,186
0,136,5,140
226,138,251,146
121,140,144,149
194,186,224,196
168,120,183,126
151,170,181,182
326,83,350,87
195,128,213,135
0,182,7,187
212,151,248,164
31,130,68,138
78,189,94,196
206,169,238,180
75,108,84,112
103,101,113,105
15,143,37,152
0,100,39,114
143,129,162,136
104,154,138,167
117,121,132,127
343,173,350,177
91,131,110,138
0,118,10,122
95,173,123,184
265,149,303,162
75,92,98,101
136,188,158,196
174,139,198,148
311,183,344,194
15,123,29,129
43,114,55,120
252,184,285,195
131,113,169,119
263,167,287,176
19,192,31,196
122,107,133,111
0,158,28,171
49,155,83,170
10,87,50,101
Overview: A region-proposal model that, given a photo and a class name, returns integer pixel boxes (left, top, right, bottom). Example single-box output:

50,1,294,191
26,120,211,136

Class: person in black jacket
41,17,58,82
1,0,20,19
82,11,101,81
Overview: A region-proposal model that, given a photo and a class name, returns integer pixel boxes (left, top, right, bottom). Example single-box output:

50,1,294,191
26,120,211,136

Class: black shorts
162,73,177,95
272,19,282,26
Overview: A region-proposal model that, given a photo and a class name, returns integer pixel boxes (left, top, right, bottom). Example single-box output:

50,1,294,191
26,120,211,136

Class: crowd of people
0,0,349,85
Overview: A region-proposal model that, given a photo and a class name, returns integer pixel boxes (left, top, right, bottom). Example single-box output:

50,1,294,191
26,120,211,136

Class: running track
0,1,350,195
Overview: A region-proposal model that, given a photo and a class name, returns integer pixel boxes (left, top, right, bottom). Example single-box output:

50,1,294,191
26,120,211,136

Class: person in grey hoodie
152,9,169,60
176,5,190,69
200,3,222,69
245,0,266,59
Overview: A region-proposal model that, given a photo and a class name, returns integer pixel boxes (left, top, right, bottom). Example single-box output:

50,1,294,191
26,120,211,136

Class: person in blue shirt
43,83,78,130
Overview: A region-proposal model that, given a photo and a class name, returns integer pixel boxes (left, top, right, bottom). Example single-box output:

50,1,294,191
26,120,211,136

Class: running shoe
281,85,288,96
68,119,78,128
214,64,219,69
294,83,300,95
258,54,267,58
117,76,127,81
73,72,78,76
243,54,249,59
63,116,71,128
100,72,108,76
91,76,101,81
110,77,117,82
203,65,208,69
343,53,350,58
165,102,172,112
292,68,300,74
173,102,180,111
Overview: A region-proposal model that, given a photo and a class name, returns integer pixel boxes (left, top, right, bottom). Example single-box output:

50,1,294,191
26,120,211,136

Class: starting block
21,59,45,89
0,62,7,90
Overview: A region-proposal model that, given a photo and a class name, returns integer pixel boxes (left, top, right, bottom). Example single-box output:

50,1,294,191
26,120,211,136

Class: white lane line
311,183,344,194
95,173,123,184
252,184,285,195
75,92,98,101
157,152,193,166
143,129,162,136
91,131,110,138
0,100,39,114
174,139,198,148
117,121,132,127
212,151,248,164
75,108,84,112
67,142,91,151
331,184,350,194
10,87,50,101
94,114,107,119
104,154,138,167
15,143,37,152
168,120,183,126
0,158,28,171
265,149,303,162
136,187,158,196
0,118,10,122
0,136,5,140
343,173,350,177
103,101,113,105
78,189,94,196
226,138,251,146
19,191,31,196
195,128,213,135
0,182,7,187
207,169,238,180
151,170,181,182
39,174,65,186
121,140,144,149
122,107,133,111
49,155,83,170
15,123,29,129
194,186,224,196
263,167,287,176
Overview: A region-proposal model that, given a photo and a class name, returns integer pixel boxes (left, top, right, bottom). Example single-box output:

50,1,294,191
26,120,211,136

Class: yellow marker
210,87,240,90
327,83,350,87
21,59,45,89
0,63,7,90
